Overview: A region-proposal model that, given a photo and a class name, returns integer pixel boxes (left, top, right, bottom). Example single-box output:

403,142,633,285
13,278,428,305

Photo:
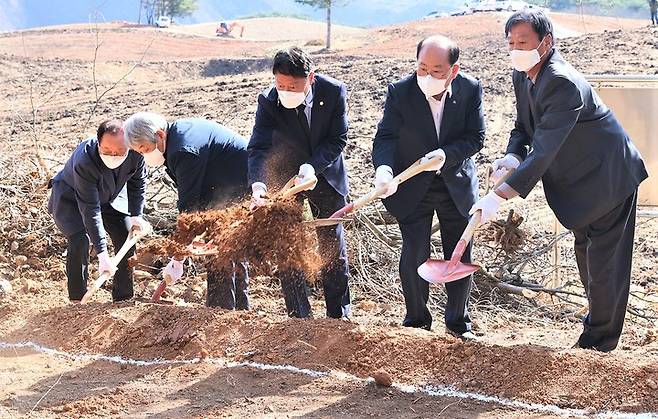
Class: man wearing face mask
372,35,485,339
472,10,647,352
248,46,350,319
123,112,250,309
48,119,149,302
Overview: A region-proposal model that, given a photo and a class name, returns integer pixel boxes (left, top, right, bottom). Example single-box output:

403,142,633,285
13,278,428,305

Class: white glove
163,258,184,285
128,216,151,233
97,250,116,277
374,165,397,198
490,154,521,184
295,163,317,189
469,191,506,224
251,182,268,208
420,148,446,173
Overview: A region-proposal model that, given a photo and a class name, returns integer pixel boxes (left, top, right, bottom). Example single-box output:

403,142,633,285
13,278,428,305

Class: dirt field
1,13,657,418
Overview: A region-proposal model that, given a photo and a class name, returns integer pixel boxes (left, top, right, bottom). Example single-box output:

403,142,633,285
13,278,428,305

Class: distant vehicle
155,16,171,28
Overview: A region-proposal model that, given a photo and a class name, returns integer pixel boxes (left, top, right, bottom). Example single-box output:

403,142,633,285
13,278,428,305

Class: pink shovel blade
330,202,355,219
151,280,167,302
417,258,480,284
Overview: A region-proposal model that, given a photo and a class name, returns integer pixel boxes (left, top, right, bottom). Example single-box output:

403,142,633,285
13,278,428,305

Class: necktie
296,104,311,140
527,80,537,128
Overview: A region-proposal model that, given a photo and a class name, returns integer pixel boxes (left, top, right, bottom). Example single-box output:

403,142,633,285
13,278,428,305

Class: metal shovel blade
151,279,168,302
417,258,480,285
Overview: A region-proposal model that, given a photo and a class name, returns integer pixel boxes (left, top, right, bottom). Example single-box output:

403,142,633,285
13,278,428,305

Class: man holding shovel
124,112,250,309
48,119,150,302
372,35,485,339
472,10,648,351
248,47,351,319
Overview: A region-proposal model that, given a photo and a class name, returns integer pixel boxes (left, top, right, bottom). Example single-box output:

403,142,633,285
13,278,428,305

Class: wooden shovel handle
345,154,447,215
457,168,515,245
281,175,318,199
80,225,151,304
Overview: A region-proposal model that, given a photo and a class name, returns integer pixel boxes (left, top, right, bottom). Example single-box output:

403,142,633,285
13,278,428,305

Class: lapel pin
452,100,456,104
319,101,324,106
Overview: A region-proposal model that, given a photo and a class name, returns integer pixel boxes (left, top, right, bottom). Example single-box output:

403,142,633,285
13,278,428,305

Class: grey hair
123,112,167,146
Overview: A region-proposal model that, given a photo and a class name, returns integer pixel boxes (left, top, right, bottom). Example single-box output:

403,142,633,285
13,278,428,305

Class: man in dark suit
372,35,486,338
472,10,648,352
124,112,249,309
248,47,351,319
48,119,149,302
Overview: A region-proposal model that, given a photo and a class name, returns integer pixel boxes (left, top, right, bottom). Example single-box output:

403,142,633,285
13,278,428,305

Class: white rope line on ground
1,340,657,419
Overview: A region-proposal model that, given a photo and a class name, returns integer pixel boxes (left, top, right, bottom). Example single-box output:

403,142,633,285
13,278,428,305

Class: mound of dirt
1,298,657,413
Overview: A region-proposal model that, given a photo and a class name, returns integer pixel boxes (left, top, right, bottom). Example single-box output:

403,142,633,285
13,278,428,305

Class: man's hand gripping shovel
306,152,447,227
80,223,153,304
417,168,514,285
151,174,319,302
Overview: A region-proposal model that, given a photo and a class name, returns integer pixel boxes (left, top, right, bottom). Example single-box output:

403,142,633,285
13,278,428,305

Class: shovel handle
80,225,151,304
330,154,447,219
448,168,515,264
393,153,446,185
281,175,318,199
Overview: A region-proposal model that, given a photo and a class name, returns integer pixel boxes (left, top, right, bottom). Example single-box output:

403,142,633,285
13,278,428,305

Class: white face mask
100,153,128,169
143,146,165,167
509,36,548,72
416,73,449,98
278,89,307,109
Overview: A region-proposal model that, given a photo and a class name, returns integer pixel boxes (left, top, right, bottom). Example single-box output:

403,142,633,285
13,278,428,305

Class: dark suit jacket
372,72,486,220
248,74,349,196
48,138,146,253
505,50,648,229
163,118,249,212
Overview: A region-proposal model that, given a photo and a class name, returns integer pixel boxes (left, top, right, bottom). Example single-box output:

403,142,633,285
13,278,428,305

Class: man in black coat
372,35,486,338
48,119,149,302
472,11,648,351
248,47,350,319
125,112,249,309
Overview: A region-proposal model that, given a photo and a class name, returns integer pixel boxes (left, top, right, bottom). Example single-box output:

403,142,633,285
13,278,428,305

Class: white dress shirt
303,87,314,126
425,83,453,141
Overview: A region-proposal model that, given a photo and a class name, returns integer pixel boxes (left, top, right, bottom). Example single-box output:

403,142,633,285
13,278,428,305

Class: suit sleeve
73,164,107,254
441,80,485,168
306,83,348,174
372,84,401,169
248,94,275,186
127,155,146,216
506,76,584,198
170,149,206,213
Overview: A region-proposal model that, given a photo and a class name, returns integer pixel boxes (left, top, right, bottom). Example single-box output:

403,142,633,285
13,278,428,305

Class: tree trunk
326,2,332,50
138,0,143,24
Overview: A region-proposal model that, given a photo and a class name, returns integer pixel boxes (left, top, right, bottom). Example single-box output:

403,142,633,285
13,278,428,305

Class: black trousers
397,176,473,333
66,206,134,301
279,177,350,319
206,260,249,310
573,190,638,352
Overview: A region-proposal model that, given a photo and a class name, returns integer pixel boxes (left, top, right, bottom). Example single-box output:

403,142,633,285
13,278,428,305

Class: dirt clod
371,370,393,387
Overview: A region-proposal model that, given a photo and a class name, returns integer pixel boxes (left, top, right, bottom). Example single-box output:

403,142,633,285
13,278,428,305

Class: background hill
0,0,463,31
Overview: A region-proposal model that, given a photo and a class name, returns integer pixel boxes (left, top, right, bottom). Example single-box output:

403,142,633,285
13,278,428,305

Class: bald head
416,35,460,66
